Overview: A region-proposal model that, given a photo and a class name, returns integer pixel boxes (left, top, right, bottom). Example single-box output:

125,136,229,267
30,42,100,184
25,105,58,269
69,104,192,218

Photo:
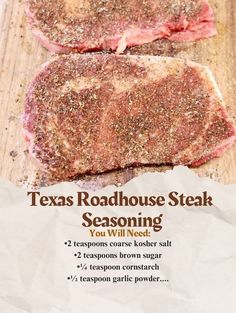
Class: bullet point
74,253,77,257
67,277,70,280
64,242,67,245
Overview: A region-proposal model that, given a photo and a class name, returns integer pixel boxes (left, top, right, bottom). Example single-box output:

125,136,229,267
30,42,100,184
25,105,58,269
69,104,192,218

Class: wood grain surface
0,0,235,188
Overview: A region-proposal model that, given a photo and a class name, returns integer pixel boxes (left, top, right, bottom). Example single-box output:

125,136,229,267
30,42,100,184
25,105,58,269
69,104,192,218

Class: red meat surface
25,0,216,53
23,55,236,181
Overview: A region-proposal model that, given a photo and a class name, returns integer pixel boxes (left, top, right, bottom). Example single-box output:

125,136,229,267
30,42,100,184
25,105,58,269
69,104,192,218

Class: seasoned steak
23,55,236,181
25,0,216,53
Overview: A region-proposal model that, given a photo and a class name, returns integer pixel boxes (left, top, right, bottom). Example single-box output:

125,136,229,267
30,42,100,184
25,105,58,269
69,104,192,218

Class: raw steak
25,0,216,53
23,55,236,181
126,40,191,57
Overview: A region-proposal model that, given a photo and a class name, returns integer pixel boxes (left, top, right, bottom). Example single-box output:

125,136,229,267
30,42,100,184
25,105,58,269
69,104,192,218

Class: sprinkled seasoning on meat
23,55,236,181
25,0,216,53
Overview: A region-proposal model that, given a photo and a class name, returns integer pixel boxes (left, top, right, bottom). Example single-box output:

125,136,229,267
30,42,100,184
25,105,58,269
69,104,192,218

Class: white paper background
0,166,236,313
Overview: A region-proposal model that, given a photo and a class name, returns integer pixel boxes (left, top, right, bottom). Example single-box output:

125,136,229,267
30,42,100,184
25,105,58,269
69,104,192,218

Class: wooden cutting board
0,0,235,188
